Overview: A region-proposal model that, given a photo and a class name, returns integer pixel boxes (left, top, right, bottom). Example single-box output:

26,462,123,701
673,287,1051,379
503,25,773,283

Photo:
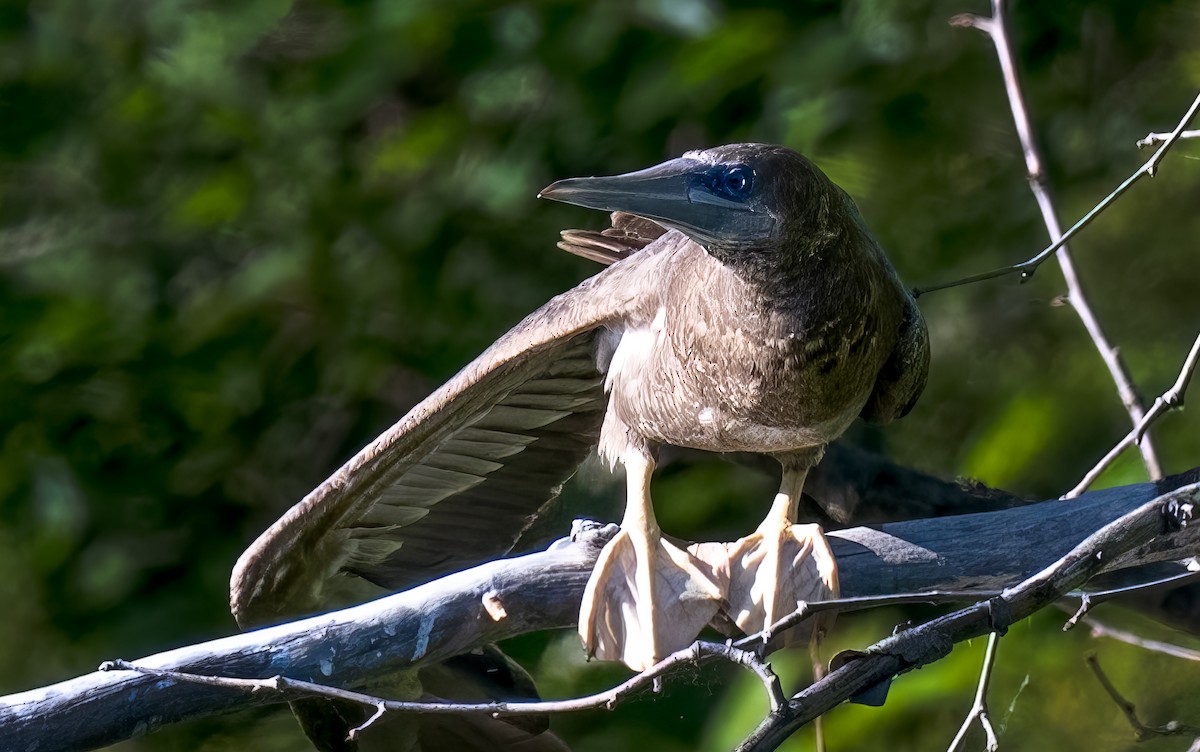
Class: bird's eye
711,165,753,201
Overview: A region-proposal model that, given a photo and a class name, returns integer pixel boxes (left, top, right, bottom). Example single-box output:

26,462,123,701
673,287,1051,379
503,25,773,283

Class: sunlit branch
1066,332,1200,498
1138,130,1200,149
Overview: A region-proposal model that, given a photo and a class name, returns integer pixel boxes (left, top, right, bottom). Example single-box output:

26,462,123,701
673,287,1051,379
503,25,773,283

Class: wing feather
557,211,667,265
860,292,929,425
231,255,654,627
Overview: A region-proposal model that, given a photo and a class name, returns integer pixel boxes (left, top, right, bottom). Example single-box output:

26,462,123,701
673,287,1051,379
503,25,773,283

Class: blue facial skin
691,164,755,203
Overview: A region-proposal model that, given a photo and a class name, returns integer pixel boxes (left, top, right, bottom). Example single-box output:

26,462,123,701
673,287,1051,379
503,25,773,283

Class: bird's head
539,144,840,257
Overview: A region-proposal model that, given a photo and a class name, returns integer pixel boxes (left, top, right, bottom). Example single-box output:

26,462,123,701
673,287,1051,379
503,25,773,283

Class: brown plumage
230,144,928,742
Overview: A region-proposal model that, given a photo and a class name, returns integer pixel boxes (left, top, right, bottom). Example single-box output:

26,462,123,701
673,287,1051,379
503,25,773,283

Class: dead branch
1139,130,1200,148
1082,618,1200,662
100,639,785,739
946,632,1001,752
2,476,1198,752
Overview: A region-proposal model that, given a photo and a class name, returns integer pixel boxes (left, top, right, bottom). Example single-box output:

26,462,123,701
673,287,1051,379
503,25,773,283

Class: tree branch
1082,617,1200,662
3,478,1198,752
1138,130,1200,149
99,639,787,730
1060,568,1200,629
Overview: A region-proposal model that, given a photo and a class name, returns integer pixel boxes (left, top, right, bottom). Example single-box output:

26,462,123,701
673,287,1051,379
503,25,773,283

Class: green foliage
2,0,1199,749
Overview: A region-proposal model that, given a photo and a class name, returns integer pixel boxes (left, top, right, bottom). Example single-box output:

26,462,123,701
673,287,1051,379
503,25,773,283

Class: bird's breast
599,304,858,456
591,237,896,462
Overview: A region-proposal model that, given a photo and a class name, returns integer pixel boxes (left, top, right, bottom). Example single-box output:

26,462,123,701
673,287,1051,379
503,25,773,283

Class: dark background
2,1,1199,749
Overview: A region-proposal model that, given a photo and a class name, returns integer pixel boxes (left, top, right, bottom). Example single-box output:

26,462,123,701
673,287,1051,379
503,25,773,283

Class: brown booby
231,144,928,686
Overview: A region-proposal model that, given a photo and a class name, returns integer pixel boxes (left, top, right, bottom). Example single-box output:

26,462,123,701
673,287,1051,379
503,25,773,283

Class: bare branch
734,482,1200,752
744,570,1200,651
1082,618,1200,662
4,476,1199,752
947,632,1001,752
1067,332,1200,497
914,87,1200,297
1060,569,1200,630
1085,653,1200,740
102,641,787,724
953,0,1162,477
734,591,1001,652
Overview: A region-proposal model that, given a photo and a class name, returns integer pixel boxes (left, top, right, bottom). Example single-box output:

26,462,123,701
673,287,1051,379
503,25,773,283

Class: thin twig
734,590,1004,651
102,640,788,734
738,571,1200,650
951,0,1163,478
947,632,1001,752
1066,332,1200,497
1061,568,1200,629
1085,653,1200,740
1139,130,1200,148
1082,618,1200,662
349,703,387,740
915,87,1200,297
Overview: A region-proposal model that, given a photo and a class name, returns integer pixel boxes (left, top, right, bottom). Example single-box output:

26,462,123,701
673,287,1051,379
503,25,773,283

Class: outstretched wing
231,257,654,627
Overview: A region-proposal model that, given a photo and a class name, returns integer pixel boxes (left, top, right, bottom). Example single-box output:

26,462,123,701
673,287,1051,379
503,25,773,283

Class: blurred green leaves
2,0,1199,750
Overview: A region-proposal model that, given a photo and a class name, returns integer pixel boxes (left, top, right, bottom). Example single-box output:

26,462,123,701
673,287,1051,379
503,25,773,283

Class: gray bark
2,473,1198,752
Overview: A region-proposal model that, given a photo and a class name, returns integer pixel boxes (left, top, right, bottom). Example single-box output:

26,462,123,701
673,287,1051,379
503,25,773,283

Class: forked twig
1061,568,1200,629
947,632,1001,752
1139,130,1200,148
1066,332,1200,497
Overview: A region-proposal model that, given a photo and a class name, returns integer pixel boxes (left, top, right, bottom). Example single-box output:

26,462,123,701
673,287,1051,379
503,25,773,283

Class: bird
230,144,928,698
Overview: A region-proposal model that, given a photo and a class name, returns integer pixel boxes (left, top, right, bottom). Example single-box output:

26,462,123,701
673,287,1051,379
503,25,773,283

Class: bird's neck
714,217,871,309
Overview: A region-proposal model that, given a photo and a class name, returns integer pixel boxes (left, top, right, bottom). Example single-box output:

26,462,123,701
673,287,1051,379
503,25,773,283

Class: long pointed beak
538,157,700,216
539,158,773,247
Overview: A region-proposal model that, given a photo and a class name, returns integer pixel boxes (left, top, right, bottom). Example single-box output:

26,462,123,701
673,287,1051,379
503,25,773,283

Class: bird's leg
715,459,839,651
579,451,725,671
